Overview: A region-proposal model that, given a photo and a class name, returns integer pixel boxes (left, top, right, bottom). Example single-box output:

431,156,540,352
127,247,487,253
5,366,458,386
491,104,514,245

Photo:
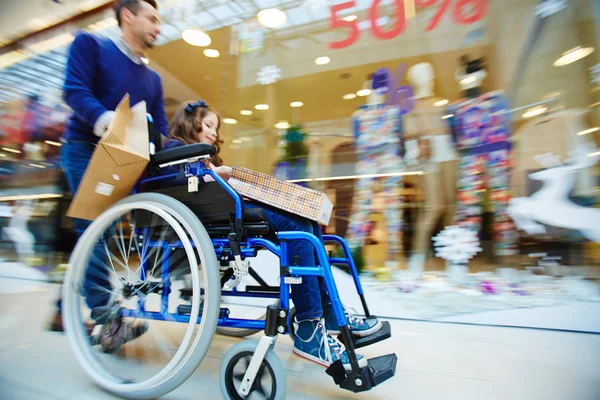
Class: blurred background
0,2,599,398
1,0,599,327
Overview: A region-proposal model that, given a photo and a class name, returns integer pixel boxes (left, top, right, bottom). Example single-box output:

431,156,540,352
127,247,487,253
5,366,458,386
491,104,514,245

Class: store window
0,0,598,329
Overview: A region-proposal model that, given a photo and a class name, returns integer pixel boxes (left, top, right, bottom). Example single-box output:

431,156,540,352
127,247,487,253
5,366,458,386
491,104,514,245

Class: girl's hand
209,163,232,181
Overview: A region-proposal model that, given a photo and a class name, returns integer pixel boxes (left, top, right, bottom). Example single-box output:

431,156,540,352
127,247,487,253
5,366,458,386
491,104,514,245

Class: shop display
448,57,518,256
508,143,600,242
403,62,459,274
512,108,598,197
345,87,405,265
432,225,482,284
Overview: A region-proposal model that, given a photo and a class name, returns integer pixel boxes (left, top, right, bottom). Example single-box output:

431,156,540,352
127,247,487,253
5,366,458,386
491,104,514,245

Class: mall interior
0,0,600,399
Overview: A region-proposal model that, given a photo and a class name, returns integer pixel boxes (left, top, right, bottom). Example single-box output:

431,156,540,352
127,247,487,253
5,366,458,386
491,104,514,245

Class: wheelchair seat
148,181,276,239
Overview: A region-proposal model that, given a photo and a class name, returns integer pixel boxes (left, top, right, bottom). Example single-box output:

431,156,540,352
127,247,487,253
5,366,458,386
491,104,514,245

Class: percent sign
329,0,487,50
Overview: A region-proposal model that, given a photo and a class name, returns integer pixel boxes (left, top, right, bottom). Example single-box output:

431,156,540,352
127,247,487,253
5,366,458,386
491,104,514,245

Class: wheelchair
61,128,397,399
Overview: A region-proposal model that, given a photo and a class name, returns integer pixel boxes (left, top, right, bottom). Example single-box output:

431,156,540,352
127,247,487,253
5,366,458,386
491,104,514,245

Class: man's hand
209,163,232,181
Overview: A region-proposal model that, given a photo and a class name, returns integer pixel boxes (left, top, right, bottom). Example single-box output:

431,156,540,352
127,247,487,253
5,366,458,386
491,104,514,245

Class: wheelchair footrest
326,353,397,393
338,321,391,349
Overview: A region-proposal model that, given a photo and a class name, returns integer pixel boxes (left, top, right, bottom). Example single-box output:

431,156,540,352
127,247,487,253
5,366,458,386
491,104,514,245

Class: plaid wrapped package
228,166,333,225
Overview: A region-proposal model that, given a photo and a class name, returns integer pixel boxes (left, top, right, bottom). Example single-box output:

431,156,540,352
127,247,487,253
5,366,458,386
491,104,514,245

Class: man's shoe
97,319,148,353
323,304,383,337
292,318,367,371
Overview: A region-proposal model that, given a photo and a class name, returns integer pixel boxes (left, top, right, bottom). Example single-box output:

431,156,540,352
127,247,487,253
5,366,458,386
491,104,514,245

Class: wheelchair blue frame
131,161,369,335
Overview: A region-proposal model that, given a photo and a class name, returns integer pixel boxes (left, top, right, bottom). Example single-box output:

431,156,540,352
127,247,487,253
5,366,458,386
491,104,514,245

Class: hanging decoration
256,65,282,85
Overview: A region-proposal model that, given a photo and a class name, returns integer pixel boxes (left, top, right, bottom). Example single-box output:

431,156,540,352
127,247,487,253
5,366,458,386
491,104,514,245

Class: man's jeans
59,141,112,310
246,203,331,321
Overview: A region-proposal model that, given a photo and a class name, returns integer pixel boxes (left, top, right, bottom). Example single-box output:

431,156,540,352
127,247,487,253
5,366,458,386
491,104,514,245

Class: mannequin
346,77,405,271
403,62,459,274
447,56,518,257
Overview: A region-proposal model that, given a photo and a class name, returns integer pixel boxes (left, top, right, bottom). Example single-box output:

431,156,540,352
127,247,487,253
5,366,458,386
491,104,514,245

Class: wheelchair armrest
151,143,216,168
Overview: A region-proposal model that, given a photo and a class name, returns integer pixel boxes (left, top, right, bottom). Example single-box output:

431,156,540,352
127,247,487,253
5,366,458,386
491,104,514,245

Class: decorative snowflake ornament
432,226,482,265
256,65,282,85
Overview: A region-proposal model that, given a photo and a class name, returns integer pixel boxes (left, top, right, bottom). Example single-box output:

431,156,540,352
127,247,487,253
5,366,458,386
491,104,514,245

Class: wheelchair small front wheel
220,340,287,400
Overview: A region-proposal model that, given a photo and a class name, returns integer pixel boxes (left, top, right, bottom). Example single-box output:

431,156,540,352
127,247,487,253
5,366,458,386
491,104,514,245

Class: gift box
229,166,333,225
67,95,150,221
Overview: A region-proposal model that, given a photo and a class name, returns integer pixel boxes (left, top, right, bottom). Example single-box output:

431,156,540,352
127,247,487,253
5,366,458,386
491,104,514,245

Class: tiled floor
1,282,600,400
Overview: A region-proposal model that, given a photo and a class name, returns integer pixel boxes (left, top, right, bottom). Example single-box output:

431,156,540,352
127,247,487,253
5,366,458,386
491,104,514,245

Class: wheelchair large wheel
62,193,220,399
220,340,287,400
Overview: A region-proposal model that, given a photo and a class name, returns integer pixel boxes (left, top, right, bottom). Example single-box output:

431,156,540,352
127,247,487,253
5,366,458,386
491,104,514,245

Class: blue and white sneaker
293,319,368,371
323,304,383,337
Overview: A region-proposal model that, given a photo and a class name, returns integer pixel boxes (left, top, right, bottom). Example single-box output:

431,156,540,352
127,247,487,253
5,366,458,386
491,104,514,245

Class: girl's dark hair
168,102,224,166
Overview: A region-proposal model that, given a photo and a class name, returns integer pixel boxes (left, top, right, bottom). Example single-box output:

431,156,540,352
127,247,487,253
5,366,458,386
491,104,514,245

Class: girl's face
198,112,219,145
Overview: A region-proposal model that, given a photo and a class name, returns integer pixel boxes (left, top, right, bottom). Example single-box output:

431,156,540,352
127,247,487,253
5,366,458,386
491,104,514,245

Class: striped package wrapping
67,95,150,221
229,166,334,225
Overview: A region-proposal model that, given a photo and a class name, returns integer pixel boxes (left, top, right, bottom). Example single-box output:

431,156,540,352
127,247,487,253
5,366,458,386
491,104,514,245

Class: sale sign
329,0,488,49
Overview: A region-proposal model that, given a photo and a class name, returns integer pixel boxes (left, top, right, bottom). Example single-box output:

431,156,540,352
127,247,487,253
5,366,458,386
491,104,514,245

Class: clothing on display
448,91,518,256
345,103,405,259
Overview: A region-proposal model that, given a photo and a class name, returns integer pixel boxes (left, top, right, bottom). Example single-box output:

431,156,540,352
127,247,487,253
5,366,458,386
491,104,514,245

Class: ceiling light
232,139,242,144
0,153,6,157
240,110,253,116
2,147,21,154
182,29,211,47
290,101,304,108
587,151,600,157
357,89,371,97
44,140,61,147
434,99,449,107
140,57,149,65
203,49,220,58
343,15,358,22
257,8,287,28
275,121,290,129
553,46,594,67
343,93,357,100
522,106,547,119
29,163,45,169
255,104,269,110
578,127,599,136
441,114,454,120
315,56,330,65
223,118,238,125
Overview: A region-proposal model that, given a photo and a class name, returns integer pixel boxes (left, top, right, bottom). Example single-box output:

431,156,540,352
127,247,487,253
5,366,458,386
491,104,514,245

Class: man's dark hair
114,0,158,27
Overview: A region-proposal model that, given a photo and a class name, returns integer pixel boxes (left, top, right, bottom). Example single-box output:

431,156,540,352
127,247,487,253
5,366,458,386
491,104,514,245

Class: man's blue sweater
62,31,168,142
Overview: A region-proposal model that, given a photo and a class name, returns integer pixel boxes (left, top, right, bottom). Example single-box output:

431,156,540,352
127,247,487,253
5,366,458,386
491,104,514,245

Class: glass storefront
0,0,599,328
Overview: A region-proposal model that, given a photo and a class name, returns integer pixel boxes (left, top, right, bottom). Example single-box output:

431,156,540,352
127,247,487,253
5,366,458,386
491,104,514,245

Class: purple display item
479,281,498,294
372,68,391,94
370,63,415,115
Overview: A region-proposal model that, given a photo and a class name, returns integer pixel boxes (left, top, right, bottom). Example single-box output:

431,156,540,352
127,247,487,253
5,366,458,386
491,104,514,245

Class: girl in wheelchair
164,100,383,370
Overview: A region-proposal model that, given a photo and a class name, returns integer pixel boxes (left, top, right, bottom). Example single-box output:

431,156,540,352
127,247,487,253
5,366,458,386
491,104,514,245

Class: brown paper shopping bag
229,166,334,225
67,95,150,221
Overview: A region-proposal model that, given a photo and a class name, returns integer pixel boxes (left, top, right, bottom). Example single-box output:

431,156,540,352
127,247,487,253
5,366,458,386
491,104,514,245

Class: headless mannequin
403,62,458,275
450,57,518,258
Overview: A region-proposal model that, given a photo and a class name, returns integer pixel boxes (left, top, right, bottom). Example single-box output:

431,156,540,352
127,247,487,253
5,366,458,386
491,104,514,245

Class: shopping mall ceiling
0,0,372,104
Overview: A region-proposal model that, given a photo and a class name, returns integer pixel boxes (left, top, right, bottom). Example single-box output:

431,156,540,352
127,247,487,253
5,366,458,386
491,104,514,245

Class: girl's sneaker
293,318,368,371
323,304,383,337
